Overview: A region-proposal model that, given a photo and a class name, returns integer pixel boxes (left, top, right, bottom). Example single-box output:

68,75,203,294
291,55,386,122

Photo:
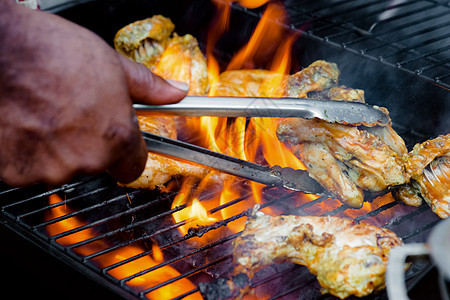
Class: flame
46,194,201,300
171,0,305,237
171,177,218,237
190,198,217,223
227,2,289,71
236,0,270,9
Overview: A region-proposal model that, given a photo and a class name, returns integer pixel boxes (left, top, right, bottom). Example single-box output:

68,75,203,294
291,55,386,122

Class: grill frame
1,0,449,298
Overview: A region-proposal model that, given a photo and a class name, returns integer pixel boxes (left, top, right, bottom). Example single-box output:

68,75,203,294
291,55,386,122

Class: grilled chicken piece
213,69,274,96
214,60,339,97
114,16,212,189
393,134,450,218
277,118,407,207
233,209,402,299
114,16,209,95
154,33,209,95
114,15,175,69
122,115,211,190
259,60,340,97
271,61,407,207
309,85,365,103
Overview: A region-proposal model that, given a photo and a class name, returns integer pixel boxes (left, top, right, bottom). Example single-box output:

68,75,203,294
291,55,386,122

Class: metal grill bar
402,219,440,240
107,232,239,275
308,1,417,35
46,191,173,241
270,0,450,88
139,255,231,297
172,288,201,300
397,44,450,66
340,7,444,46
327,4,440,41
364,21,450,54
0,1,447,298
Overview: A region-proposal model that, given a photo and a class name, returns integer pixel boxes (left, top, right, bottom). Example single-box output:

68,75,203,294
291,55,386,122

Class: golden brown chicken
277,118,408,207
210,60,407,207
393,134,450,218
259,60,340,97
114,15,175,70
114,16,209,96
121,115,212,190
114,16,210,189
213,69,274,96
269,62,407,207
154,34,209,95
232,208,403,299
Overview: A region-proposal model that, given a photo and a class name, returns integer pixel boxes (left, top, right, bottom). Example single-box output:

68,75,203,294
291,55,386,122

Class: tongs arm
134,96,390,127
142,132,328,195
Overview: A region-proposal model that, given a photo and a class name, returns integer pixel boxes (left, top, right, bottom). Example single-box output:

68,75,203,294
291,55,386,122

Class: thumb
117,54,189,105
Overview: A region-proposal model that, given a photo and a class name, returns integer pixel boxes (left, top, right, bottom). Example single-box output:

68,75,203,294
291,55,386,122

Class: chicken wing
232,209,402,299
272,61,407,207
154,33,209,96
114,17,211,190
277,118,407,207
120,115,211,189
393,134,450,218
114,16,209,95
114,15,175,70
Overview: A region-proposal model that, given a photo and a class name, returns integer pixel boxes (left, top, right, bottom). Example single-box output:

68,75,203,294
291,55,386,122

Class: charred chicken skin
114,16,209,96
233,209,403,299
393,134,450,218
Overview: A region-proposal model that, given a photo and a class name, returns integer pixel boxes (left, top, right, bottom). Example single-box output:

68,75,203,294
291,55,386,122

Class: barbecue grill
1,0,449,299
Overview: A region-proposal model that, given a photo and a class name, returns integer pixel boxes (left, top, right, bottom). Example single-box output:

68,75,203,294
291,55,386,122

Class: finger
117,54,189,105
107,116,148,183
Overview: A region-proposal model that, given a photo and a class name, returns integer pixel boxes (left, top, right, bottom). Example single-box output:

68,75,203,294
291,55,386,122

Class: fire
46,194,202,300
170,0,307,238
171,177,219,237
226,2,290,71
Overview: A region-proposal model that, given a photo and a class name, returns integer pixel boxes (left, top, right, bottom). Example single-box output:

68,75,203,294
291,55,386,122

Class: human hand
0,1,188,187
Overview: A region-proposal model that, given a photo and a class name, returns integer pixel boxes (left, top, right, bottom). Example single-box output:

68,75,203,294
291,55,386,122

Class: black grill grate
0,156,441,299
276,0,450,89
0,0,448,298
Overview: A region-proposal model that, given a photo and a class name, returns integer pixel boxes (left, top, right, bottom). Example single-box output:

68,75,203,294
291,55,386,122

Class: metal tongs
136,95,389,195
141,132,330,196
134,95,391,127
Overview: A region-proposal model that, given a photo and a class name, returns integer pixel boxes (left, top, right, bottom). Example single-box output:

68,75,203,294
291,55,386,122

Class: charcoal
199,273,249,300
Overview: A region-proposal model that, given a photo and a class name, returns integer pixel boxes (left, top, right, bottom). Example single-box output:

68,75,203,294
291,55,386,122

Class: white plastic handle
385,244,429,300
385,243,429,300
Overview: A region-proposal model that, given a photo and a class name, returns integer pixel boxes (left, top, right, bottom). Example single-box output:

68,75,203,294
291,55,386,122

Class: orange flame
173,0,305,236
226,2,291,71
171,177,219,238
46,194,201,300
236,0,270,9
